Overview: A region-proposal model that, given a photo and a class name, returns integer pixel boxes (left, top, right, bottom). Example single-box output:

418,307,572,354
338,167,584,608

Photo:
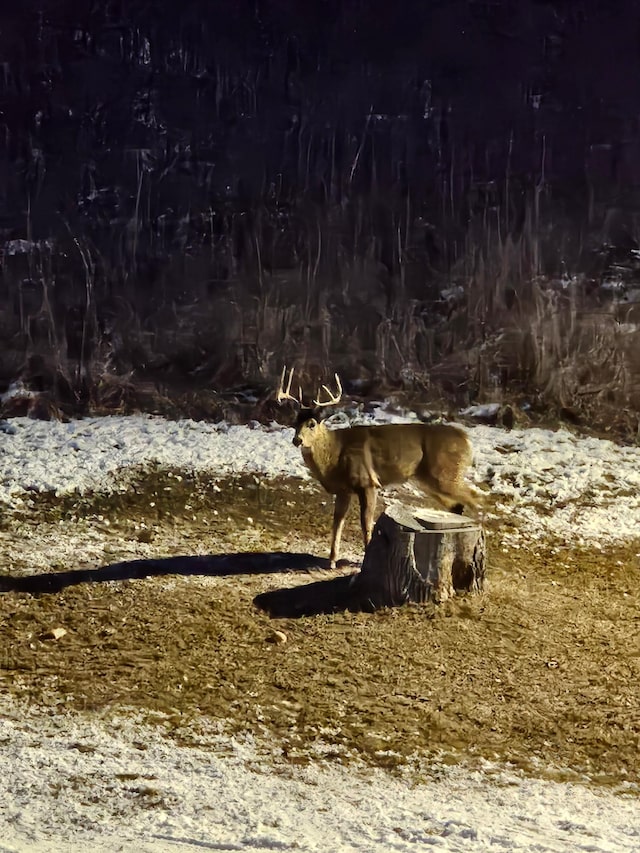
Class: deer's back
334,422,471,487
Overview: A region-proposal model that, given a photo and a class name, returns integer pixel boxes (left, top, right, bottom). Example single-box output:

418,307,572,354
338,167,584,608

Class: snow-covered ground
0,412,639,852
0,700,638,853
1,412,639,548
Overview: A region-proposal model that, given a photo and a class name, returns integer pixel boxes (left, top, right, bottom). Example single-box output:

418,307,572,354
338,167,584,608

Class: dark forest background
1,0,639,432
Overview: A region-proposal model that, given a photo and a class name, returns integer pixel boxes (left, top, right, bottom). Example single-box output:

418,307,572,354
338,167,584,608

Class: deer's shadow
0,552,363,617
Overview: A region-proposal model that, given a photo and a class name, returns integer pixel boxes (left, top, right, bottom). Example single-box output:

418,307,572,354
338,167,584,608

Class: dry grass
0,472,638,787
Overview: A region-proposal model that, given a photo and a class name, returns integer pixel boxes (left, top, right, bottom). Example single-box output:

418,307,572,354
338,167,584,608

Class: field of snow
1,700,638,853
0,412,639,852
1,411,639,548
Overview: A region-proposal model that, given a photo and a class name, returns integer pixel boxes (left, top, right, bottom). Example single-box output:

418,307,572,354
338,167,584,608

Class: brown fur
293,414,475,566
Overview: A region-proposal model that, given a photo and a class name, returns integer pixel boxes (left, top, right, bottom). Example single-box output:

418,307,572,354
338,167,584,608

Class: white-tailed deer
277,367,476,567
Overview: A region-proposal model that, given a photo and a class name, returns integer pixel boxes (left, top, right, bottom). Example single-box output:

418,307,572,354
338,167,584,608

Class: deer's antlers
276,366,303,405
313,374,343,407
276,367,344,409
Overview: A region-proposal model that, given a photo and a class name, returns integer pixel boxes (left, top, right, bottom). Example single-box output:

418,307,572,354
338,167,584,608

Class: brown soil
0,470,638,787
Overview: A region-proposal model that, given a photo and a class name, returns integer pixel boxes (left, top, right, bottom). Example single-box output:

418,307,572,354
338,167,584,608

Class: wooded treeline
0,0,639,429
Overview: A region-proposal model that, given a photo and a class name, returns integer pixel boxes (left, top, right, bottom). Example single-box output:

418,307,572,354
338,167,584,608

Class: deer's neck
302,427,341,490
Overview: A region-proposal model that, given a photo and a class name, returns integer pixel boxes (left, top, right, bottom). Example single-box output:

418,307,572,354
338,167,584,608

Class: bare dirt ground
0,470,638,789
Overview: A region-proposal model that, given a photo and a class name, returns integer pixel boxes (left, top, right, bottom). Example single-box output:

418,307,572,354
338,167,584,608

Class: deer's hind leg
415,455,476,516
356,486,378,552
330,490,352,567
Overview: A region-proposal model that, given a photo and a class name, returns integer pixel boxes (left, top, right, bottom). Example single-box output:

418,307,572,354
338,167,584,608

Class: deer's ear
306,418,318,429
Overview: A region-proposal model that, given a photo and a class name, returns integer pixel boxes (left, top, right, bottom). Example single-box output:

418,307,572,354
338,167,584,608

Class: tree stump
350,504,486,610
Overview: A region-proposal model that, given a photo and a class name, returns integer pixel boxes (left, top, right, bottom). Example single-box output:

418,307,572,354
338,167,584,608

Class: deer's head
276,367,343,447
292,407,324,447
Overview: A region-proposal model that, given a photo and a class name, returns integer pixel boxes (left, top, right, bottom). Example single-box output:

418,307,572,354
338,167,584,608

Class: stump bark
351,504,486,609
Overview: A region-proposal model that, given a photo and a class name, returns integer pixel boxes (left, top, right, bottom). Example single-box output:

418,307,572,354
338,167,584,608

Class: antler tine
276,365,303,405
312,373,343,408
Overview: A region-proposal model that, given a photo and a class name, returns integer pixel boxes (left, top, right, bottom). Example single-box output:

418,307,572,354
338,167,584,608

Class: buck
277,367,476,567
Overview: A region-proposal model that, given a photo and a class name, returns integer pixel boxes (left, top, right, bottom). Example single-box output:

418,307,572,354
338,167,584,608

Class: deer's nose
292,435,302,447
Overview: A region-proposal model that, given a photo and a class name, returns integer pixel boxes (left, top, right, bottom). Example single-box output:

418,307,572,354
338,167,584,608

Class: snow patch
0,701,638,853
1,414,639,549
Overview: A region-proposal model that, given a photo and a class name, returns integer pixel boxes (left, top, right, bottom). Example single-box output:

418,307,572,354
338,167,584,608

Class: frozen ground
1,411,639,548
0,699,638,853
0,412,639,852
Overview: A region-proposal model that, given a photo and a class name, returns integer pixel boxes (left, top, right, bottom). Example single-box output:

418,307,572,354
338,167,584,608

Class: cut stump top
385,502,479,533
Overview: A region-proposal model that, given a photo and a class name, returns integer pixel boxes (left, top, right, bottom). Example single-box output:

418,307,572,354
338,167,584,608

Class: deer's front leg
357,486,378,551
330,490,352,568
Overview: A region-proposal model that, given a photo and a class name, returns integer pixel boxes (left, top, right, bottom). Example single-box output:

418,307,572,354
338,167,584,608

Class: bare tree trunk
351,504,485,609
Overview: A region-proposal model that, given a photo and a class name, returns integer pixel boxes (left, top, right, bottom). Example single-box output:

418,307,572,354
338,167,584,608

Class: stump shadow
252,572,370,617
0,552,370,618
